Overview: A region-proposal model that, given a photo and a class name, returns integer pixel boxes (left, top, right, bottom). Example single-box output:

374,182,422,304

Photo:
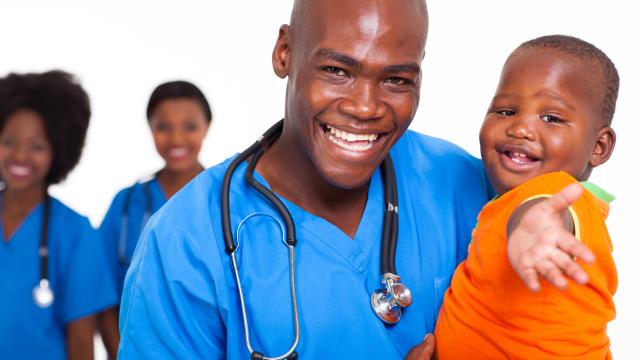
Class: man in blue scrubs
118,1,481,358
118,1,579,358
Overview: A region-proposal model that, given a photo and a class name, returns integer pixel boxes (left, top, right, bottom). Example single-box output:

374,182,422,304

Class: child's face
479,48,607,194
0,109,53,192
149,98,209,173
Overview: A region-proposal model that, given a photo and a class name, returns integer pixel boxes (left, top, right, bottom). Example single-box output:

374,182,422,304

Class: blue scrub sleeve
99,193,124,295
61,220,119,324
118,224,226,359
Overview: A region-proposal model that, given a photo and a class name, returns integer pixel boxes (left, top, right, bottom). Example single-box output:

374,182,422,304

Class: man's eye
496,109,515,116
322,66,348,77
541,114,563,123
385,77,412,86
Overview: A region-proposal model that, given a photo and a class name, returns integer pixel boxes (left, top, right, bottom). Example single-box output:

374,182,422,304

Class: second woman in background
97,80,212,358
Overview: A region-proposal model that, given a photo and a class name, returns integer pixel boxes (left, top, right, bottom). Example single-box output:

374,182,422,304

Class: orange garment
435,172,617,359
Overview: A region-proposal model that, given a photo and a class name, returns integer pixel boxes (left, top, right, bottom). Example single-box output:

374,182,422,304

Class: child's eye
496,109,515,116
541,114,563,123
321,66,349,77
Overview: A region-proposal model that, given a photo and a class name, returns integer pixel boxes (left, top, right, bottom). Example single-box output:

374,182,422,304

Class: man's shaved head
290,0,429,50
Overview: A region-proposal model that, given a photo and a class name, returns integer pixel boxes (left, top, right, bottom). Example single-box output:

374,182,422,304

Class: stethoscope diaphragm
33,279,54,308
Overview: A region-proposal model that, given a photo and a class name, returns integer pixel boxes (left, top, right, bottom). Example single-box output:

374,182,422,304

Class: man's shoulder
393,130,484,175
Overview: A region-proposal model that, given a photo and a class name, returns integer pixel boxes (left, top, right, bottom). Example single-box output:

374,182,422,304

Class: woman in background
0,70,117,360
98,80,212,357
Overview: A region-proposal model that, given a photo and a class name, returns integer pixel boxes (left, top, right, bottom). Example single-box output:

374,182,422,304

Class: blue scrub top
118,131,492,359
0,196,118,360
100,177,166,297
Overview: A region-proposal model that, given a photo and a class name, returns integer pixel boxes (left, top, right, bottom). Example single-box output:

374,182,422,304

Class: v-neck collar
250,167,383,272
0,198,43,246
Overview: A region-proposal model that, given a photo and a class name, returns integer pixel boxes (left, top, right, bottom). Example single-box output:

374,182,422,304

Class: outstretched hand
507,183,595,291
405,334,435,360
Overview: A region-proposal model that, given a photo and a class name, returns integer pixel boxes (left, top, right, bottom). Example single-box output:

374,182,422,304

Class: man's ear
272,25,292,79
589,125,616,168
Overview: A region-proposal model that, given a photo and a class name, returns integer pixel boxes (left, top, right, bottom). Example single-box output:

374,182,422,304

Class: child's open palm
507,183,596,291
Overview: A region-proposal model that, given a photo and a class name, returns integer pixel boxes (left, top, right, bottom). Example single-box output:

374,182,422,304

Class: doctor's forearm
66,315,96,360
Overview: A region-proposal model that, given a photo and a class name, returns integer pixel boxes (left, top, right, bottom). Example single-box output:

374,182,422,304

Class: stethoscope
0,189,54,308
118,174,155,265
221,120,412,360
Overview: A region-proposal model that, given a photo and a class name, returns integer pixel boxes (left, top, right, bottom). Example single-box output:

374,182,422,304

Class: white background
1,1,638,358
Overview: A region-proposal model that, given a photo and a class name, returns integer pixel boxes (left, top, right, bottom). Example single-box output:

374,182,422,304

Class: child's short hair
146,80,213,123
0,70,91,185
515,35,619,125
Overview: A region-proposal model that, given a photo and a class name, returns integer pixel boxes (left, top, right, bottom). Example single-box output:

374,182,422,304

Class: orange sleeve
435,172,617,360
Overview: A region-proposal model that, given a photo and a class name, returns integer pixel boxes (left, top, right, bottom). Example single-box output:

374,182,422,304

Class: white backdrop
1,1,638,358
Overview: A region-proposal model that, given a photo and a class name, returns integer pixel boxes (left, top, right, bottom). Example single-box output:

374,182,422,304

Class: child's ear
272,25,292,79
589,125,616,167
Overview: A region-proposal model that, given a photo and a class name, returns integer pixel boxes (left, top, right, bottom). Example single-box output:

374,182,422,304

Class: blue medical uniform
118,131,492,359
100,177,166,297
0,196,118,360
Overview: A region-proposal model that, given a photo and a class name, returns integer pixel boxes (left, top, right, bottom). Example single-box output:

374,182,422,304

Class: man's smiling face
276,0,428,189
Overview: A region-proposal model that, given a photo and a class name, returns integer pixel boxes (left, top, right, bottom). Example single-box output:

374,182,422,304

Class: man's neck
255,131,369,239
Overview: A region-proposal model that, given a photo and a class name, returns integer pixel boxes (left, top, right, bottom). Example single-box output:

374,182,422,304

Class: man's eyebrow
384,63,421,74
316,48,360,69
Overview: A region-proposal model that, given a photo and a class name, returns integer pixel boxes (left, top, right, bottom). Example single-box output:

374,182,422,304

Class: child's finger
544,183,583,214
535,259,568,290
521,268,541,292
550,248,589,285
557,232,595,264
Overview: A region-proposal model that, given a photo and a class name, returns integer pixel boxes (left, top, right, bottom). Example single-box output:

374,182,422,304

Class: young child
97,80,212,357
0,71,117,359
435,35,618,359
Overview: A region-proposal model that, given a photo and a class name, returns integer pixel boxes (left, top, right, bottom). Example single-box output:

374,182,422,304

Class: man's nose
337,80,386,120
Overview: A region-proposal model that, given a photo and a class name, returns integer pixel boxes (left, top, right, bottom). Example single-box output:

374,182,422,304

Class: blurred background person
97,80,212,358
0,70,117,360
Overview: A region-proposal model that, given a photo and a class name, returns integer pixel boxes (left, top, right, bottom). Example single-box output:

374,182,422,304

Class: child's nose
506,118,536,141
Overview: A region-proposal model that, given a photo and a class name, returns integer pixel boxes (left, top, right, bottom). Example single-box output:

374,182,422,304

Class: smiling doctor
117,1,576,359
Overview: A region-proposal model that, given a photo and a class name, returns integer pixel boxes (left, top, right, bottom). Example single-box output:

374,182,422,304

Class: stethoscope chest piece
33,279,54,308
371,273,412,324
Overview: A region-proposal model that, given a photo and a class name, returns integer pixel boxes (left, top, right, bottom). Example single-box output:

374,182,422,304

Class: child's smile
479,47,608,194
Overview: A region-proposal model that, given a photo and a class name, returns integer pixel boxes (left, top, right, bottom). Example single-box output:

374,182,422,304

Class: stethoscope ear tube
371,156,413,325
244,147,296,247
221,120,285,254
380,156,398,275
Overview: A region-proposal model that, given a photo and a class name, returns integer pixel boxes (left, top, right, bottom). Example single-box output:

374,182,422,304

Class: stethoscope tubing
118,176,155,265
220,119,407,358
231,212,300,360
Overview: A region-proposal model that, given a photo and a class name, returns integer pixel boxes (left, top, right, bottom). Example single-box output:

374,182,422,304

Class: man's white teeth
513,151,527,158
328,135,374,151
327,125,378,142
9,165,30,176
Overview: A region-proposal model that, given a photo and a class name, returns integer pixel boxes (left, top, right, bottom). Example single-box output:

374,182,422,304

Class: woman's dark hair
146,80,212,123
0,70,91,185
